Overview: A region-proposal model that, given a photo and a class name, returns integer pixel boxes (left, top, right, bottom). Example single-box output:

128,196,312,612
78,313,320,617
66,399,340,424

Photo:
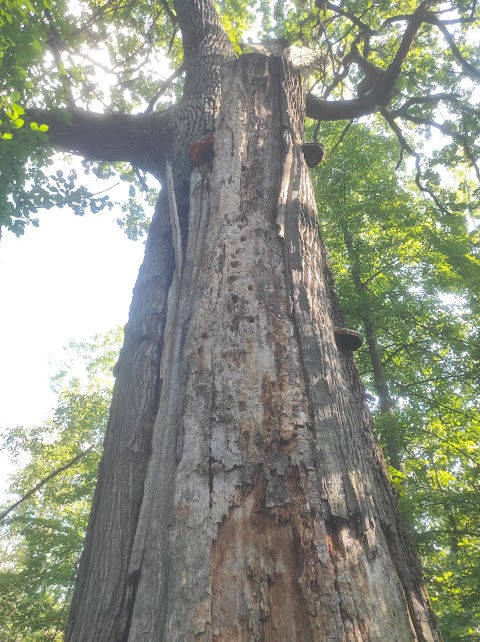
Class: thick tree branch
307,0,439,121
25,107,172,173
386,1,438,78
160,0,177,25
372,0,439,105
306,92,378,120
0,447,93,523
383,11,480,77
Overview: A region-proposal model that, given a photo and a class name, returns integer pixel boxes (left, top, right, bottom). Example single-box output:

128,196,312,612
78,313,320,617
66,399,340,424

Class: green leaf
11,103,25,117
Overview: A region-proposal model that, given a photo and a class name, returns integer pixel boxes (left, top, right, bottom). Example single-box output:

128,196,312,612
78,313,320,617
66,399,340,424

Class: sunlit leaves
217,0,256,51
0,329,122,641
0,0,479,637
0,0,181,236
314,118,480,639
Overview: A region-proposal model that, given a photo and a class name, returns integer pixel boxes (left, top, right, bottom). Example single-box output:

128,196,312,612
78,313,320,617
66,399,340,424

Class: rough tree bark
34,0,445,639
63,53,441,641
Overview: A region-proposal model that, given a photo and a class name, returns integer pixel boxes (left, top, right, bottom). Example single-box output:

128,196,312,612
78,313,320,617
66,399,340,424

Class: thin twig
330,119,353,155
144,64,185,114
0,447,93,523
391,108,480,181
380,107,449,213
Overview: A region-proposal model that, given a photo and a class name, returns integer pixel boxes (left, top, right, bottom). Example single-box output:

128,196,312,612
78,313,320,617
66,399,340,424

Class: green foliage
218,0,256,51
1,0,480,637
1,0,479,237
0,0,180,235
0,329,122,641
313,119,480,640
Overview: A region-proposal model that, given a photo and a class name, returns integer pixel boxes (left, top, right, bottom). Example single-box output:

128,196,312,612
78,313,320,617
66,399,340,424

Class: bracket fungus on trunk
334,327,364,351
301,142,325,167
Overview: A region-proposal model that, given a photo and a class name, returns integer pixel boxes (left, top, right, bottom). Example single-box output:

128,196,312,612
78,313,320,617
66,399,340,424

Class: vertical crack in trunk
121,568,142,642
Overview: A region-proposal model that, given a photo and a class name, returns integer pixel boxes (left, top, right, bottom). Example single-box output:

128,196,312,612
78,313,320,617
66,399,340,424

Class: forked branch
426,13,480,80
306,0,439,121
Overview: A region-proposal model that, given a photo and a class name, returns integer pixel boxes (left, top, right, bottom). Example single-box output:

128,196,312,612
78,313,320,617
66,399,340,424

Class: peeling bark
66,53,440,641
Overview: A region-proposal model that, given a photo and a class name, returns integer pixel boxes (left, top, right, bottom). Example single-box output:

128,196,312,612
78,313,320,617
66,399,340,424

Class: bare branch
160,0,177,25
306,0,440,121
0,447,93,523
426,14,480,79
398,92,461,110
380,107,449,213
326,2,376,34
391,108,480,181
144,64,185,114
329,120,353,155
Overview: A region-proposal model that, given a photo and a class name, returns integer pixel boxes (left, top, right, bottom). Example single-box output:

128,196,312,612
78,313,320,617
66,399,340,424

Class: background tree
1,0,479,640
0,330,121,641
314,121,480,639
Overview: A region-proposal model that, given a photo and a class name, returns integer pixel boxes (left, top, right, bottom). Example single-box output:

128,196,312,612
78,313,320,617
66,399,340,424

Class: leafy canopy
1,0,479,235
0,329,122,642
1,0,480,639
314,119,480,640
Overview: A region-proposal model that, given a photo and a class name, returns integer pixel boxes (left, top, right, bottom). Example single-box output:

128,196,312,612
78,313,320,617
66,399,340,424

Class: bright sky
0,200,146,490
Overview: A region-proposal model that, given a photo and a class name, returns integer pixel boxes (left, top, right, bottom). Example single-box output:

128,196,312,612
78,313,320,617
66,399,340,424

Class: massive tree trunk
65,53,440,641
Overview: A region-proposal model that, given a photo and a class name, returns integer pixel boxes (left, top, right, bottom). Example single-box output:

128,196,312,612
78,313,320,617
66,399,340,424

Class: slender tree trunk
66,54,440,641
340,223,403,471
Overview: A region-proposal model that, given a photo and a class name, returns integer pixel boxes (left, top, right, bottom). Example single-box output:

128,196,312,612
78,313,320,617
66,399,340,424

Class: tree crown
0,0,479,235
